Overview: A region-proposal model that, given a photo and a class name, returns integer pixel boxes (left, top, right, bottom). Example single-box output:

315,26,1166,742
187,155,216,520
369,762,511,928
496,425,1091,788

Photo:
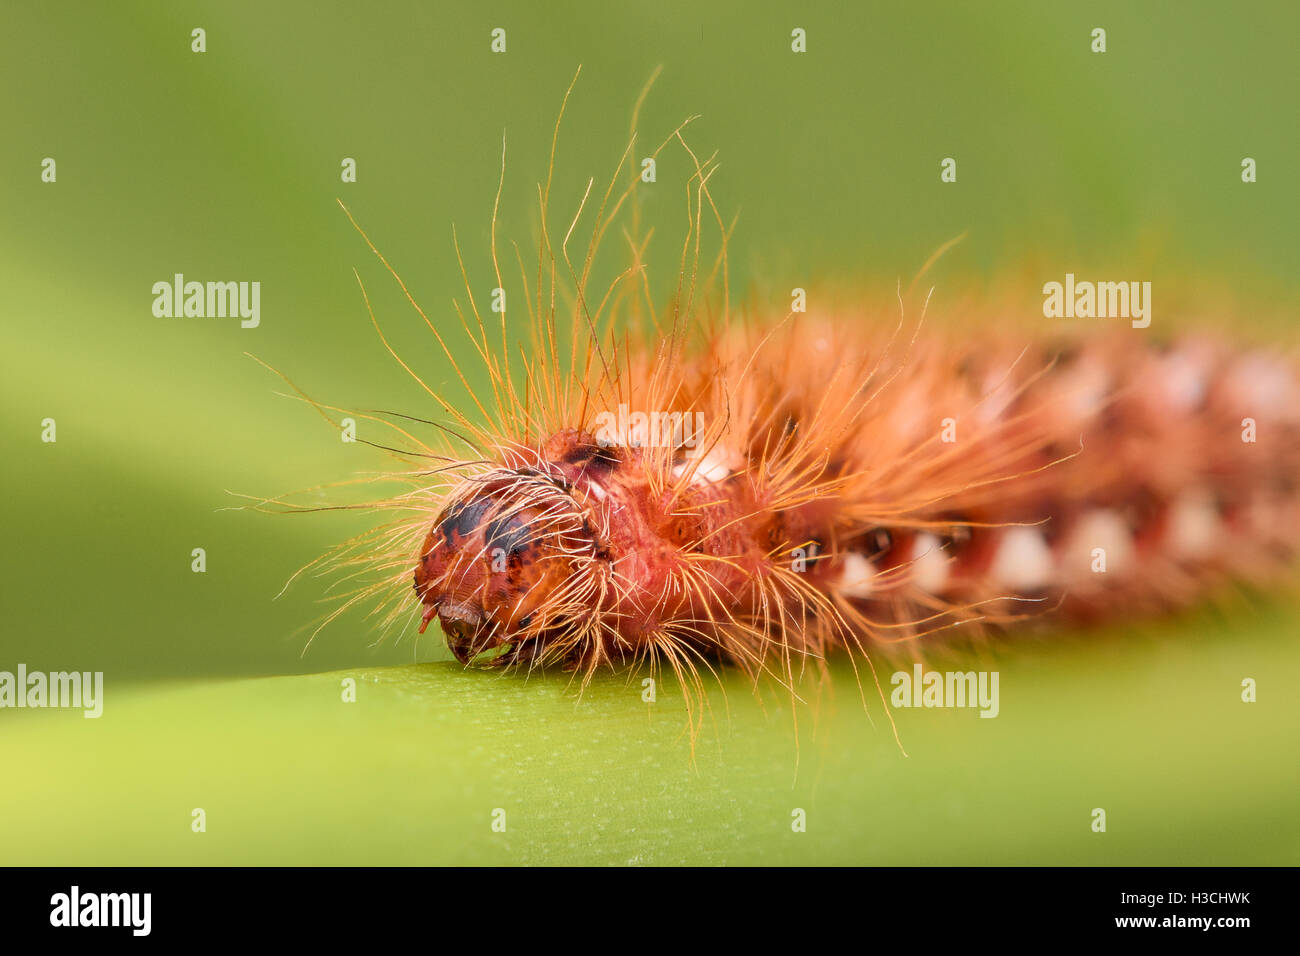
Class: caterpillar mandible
270,72,1300,719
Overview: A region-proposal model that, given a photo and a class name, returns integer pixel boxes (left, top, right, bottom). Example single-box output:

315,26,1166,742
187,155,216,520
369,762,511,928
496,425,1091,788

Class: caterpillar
263,74,1299,726
401,316,1299,674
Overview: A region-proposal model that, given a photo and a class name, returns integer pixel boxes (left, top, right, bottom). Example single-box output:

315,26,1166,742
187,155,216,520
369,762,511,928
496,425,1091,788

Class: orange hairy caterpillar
256,73,1300,729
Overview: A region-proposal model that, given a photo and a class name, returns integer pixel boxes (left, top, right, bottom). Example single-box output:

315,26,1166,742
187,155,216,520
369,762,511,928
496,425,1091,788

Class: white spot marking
910,533,951,594
1225,353,1297,419
1158,351,1209,412
836,551,876,599
1059,358,1111,425
671,445,742,487
990,527,1053,592
1063,508,1134,576
1165,490,1220,560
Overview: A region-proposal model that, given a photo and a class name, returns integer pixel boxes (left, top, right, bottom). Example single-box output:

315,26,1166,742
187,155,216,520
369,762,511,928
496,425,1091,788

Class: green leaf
4,605,1296,865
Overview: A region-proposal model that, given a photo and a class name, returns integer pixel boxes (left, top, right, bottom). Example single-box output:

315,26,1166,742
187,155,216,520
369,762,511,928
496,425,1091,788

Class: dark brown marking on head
438,497,493,546
485,514,531,556
558,437,622,477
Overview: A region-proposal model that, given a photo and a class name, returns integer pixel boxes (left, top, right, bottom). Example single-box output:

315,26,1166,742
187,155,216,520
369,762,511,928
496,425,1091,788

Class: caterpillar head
413,463,603,666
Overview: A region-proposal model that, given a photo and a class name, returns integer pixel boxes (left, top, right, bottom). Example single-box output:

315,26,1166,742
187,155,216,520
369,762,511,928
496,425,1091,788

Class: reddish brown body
410,323,1300,675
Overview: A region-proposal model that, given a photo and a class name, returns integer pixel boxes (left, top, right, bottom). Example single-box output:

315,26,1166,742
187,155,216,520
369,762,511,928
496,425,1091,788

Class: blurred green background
2,1,1297,865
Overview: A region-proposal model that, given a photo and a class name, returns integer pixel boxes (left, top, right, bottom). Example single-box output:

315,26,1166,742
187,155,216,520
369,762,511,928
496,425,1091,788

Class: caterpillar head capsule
413,464,601,665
